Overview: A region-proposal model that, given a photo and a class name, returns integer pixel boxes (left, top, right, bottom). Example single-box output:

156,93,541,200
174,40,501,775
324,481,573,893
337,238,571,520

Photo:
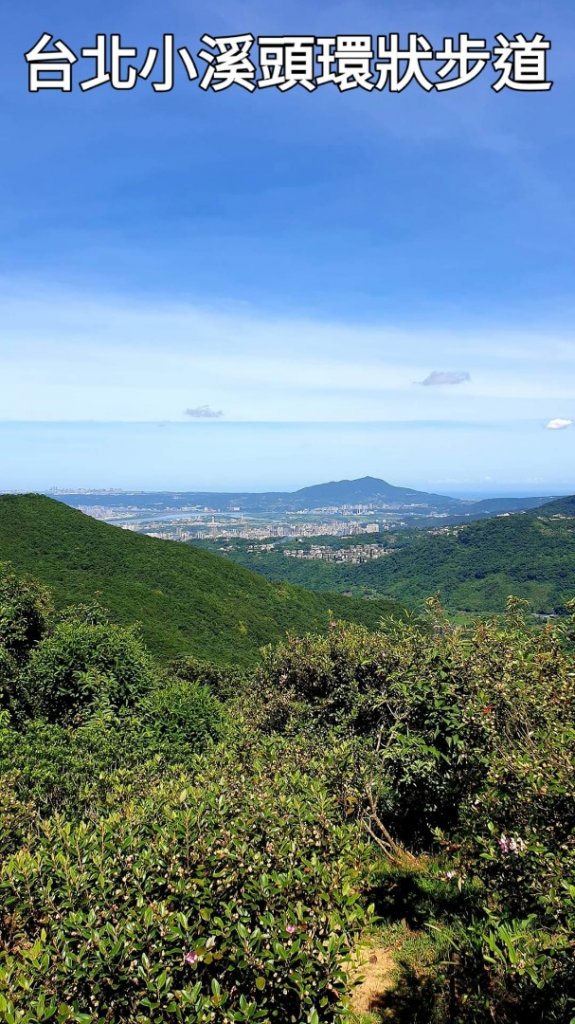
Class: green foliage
0,495,404,665
0,695,226,839
256,612,473,842
137,678,227,761
20,619,156,722
1,552,575,1022
0,566,51,665
169,655,249,701
0,645,18,714
252,604,575,1021
0,712,40,859
0,743,370,1024
221,513,575,616
447,701,575,1021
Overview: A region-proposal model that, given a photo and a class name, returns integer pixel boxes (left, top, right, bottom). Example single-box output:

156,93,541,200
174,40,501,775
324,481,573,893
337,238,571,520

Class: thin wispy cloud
2,284,575,424
184,405,224,419
545,417,573,430
418,371,471,387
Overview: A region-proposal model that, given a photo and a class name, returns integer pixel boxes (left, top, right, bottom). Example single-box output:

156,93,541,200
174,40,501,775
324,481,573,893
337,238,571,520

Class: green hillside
219,510,575,615
531,494,575,516
359,513,575,612
203,543,380,596
0,494,403,664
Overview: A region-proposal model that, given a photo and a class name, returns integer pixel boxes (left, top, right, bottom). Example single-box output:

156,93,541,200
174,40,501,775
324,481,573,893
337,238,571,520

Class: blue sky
1,0,574,494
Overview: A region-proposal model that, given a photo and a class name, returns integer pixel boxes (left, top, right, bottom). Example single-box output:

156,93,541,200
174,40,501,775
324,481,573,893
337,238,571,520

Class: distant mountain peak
289,476,458,510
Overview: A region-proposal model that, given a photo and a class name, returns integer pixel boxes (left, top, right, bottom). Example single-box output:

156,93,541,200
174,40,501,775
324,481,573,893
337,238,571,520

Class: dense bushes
0,570,371,1022
253,601,575,1021
0,696,225,845
2,563,575,1023
0,568,227,842
256,601,575,834
137,678,227,761
449,712,575,1021
0,744,370,1024
0,565,158,725
20,620,157,722
0,571,50,665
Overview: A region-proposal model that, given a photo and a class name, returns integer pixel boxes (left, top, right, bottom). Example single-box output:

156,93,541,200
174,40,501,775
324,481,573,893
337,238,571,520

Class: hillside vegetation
1,568,574,1023
529,494,575,516
355,513,575,612
218,509,575,615
0,495,403,664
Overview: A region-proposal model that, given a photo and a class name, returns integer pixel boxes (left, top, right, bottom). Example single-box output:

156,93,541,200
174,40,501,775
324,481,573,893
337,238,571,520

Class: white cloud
1,280,575,423
418,371,471,387
185,405,223,419
545,418,573,430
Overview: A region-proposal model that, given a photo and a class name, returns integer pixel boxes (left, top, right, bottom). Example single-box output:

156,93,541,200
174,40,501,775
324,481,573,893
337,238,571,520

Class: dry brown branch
363,785,421,869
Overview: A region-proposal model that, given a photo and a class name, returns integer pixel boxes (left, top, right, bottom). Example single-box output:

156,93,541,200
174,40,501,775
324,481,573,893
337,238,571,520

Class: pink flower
185,950,199,966
498,835,511,854
498,834,524,856
286,924,297,934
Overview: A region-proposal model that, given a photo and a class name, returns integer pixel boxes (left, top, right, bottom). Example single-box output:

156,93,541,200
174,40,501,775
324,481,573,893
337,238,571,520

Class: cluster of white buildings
285,543,392,565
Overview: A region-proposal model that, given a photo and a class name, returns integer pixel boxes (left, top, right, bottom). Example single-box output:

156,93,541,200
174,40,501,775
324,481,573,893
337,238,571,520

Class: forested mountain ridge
360,511,575,612
0,494,403,663
216,501,575,615
529,494,575,517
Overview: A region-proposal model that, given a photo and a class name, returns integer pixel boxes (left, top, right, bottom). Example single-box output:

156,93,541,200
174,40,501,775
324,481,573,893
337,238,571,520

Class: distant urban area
49,476,554,547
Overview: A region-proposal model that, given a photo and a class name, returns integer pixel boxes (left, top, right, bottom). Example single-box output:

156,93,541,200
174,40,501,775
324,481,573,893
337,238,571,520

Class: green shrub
21,620,156,722
137,678,226,762
0,566,51,665
0,646,19,716
368,606,575,1023
0,744,371,1023
445,721,575,1022
0,688,225,829
256,607,575,846
170,656,248,701
0,712,40,857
